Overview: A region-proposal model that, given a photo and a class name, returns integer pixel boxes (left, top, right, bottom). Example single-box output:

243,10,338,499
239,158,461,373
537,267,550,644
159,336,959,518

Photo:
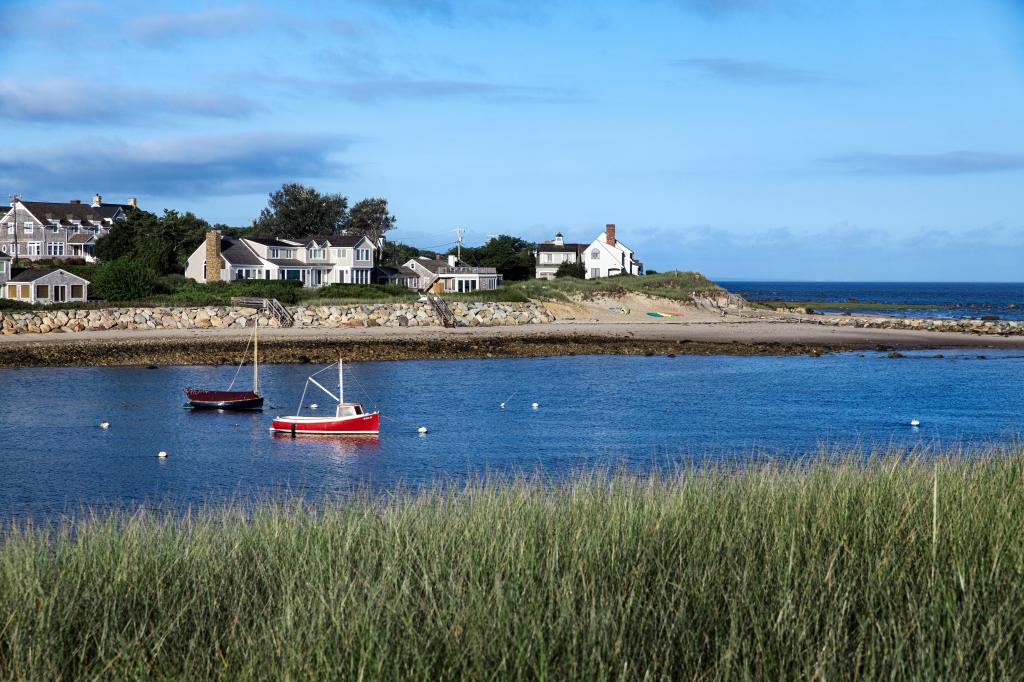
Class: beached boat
184,325,264,411
270,359,380,435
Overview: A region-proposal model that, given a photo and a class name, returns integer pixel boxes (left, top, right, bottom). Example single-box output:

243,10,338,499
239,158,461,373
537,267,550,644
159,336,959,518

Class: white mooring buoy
910,419,921,427
99,421,110,429
310,403,318,410
499,402,506,409
157,451,168,459
418,426,428,434
532,402,540,409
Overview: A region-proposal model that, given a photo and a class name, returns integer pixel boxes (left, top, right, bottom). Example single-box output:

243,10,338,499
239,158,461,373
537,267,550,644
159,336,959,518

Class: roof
9,267,89,283
267,259,307,267
244,237,298,248
6,201,123,224
378,265,419,279
0,252,10,260
220,237,263,266
412,256,445,273
322,235,368,248
67,233,96,244
537,242,587,253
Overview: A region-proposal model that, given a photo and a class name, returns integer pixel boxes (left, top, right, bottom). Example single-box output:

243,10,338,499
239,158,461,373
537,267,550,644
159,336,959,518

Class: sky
1,0,1023,281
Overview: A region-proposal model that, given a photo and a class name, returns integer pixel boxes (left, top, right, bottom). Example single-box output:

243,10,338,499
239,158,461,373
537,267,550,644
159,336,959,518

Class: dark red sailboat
184,325,264,411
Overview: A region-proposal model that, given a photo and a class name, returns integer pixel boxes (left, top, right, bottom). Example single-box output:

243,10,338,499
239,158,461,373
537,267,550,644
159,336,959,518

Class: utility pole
453,226,465,263
8,194,20,266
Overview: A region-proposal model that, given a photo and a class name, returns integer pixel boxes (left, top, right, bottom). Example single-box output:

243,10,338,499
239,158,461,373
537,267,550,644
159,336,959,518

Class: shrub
308,284,416,301
156,274,191,294
645,269,658,275
554,261,586,279
90,259,159,302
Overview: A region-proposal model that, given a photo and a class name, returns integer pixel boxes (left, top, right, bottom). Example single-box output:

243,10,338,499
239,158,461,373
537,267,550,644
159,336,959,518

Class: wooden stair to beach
429,295,458,328
231,297,294,327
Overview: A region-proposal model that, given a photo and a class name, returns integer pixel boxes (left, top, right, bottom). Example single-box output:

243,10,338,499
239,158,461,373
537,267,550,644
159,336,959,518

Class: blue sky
2,0,1023,280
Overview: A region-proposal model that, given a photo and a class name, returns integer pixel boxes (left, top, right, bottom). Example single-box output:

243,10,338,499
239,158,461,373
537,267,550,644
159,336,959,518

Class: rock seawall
0,302,554,335
809,314,1024,336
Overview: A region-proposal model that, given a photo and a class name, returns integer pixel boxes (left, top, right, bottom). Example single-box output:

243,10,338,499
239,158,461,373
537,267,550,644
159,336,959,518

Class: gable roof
244,237,296,248
67,233,96,244
5,201,124,225
537,242,587,254
220,237,263,266
322,234,370,248
9,267,89,283
0,252,10,260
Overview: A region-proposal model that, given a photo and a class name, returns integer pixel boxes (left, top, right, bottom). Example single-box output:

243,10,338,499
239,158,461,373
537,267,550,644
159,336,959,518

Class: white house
402,255,503,293
582,224,643,279
3,268,90,304
534,233,588,280
0,195,137,263
185,231,379,287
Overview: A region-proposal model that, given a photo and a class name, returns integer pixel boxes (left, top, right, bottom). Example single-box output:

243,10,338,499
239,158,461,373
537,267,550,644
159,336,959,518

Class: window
46,242,65,256
544,253,553,263
355,248,370,261
591,249,600,259
70,284,84,299
591,268,600,278
309,248,325,260
49,222,60,233
352,269,370,284
35,284,48,300
336,248,348,258
270,248,279,259
6,284,15,298
0,261,5,273
5,223,12,235
27,242,41,256
23,222,34,234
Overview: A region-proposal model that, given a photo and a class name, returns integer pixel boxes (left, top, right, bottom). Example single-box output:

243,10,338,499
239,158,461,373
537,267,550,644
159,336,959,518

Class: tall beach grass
3,450,1024,679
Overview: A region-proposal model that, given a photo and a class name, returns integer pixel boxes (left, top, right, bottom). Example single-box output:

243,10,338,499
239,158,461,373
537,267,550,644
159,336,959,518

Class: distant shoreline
2,320,1023,368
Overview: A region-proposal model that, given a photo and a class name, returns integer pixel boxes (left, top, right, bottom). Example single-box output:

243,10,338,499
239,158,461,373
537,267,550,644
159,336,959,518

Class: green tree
347,197,396,246
452,235,536,281
555,260,586,279
91,258,158,301
253,183,348,239
382,241,421,267
94,208,209,275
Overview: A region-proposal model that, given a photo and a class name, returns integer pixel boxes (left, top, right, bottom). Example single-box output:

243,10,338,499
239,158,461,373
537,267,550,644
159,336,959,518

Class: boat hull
270,412,380,435
184,389,264,411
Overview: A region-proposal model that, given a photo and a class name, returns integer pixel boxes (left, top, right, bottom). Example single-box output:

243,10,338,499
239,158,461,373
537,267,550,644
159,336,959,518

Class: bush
156,274,191,294
645,269,658,275
554,261,586,279
308,284,416,301
90,259,158,302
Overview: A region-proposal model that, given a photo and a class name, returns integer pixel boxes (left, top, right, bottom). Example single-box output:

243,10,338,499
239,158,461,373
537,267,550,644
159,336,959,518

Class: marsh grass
4,451,1024,680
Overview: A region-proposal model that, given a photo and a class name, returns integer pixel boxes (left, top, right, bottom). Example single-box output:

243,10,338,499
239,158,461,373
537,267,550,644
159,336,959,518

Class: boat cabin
337,403,365,418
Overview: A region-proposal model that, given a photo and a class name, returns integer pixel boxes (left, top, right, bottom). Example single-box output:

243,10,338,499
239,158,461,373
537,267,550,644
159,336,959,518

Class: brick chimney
69,199,81,205
605,223,616,247
127,197,137,209
205,230,222,282
91,194,102,207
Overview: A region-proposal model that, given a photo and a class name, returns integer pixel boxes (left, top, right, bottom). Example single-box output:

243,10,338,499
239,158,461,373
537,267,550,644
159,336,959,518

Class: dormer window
270,248,279,259
309,248,325,260
50,221,60,233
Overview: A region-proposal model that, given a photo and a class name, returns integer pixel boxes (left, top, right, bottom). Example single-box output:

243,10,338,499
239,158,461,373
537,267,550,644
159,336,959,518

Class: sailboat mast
338,358,344,403
253,323,260,394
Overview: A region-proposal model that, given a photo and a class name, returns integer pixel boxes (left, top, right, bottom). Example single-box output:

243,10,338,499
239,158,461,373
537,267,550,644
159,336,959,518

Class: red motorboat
271,360,380,436
185,324,264,411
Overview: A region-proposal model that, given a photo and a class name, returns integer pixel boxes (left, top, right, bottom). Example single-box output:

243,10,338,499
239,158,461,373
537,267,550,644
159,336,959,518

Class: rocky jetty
0,302,554,335
809,314,1024,336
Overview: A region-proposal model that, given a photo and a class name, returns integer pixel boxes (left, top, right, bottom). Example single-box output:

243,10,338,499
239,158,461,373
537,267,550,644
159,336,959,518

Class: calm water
1,353,1022,520
720,281,1024,320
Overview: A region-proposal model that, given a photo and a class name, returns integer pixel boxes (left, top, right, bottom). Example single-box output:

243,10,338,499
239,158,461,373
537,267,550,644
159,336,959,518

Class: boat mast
338,357,344,403
253,323,259,394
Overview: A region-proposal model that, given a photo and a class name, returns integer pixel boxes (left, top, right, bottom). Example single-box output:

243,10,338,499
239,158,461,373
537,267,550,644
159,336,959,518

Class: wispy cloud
1,132,350,196
351,0,550,24
823,151,1024,176
664,0,787,17
0,80,259,123
326,79,576,103
127,2,276,44
674,58,842,86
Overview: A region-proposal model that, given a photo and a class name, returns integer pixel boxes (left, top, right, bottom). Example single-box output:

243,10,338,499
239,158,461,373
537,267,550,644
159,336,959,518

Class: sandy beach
2,300,1022,368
